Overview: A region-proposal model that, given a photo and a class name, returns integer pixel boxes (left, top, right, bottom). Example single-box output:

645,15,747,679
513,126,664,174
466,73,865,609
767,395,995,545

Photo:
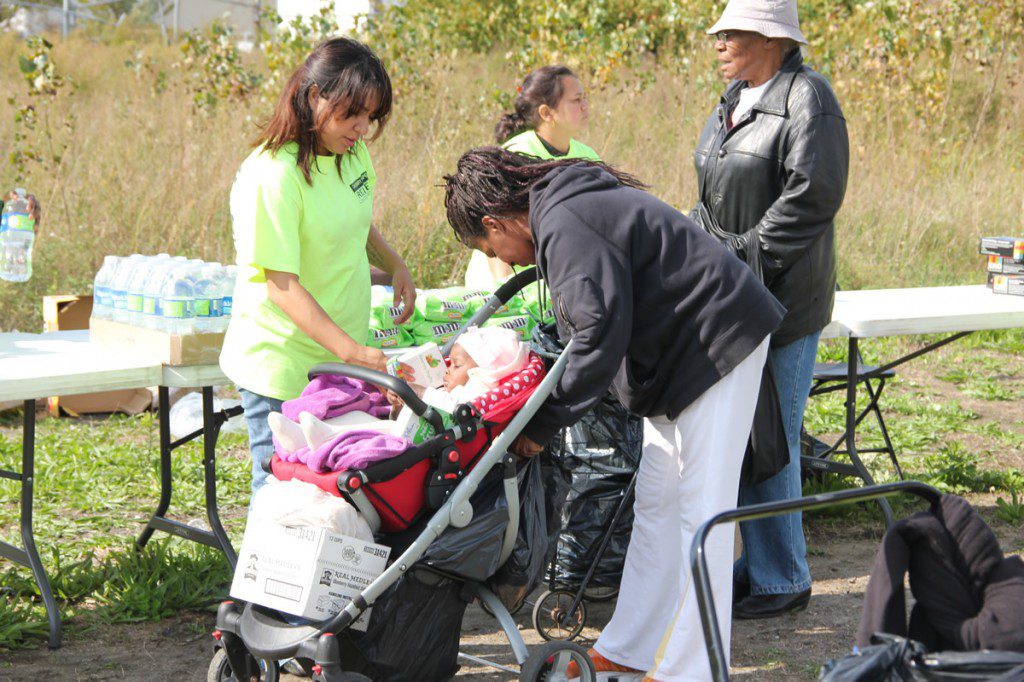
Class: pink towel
281,429,411,474
282,375,391,422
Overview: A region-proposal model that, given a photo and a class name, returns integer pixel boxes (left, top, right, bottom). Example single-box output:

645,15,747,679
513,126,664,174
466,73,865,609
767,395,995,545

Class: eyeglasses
714,31,739,44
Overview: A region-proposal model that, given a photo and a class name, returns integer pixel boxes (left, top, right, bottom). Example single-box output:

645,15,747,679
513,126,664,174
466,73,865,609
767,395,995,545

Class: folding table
809,285,1024,524
0,330,237,649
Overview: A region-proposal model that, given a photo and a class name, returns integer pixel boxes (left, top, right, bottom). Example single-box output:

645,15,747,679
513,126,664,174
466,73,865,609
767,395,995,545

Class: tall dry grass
0,29,1021,331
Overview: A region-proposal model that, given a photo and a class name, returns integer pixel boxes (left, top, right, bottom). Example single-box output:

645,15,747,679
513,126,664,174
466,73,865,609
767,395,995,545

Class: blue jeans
239,388,284,499
735,331,820,596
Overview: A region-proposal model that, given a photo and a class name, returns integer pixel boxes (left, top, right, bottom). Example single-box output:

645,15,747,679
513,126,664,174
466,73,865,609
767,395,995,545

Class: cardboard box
43,295,152,416
987,255,1024,275
230,522,391,627
89,317,225,366
979,236,1024,260
991,274,1024,297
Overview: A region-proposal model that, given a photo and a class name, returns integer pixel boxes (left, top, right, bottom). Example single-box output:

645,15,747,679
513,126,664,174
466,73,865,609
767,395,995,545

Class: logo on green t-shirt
350,172,371,203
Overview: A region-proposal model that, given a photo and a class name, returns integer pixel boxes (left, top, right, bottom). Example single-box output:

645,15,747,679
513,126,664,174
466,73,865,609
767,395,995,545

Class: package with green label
483,314,536,341
449,287,525,318
394,405,455,444
414,289,478,322
367,314,413,349
515,280,554,325
411,320,461,346
370,286,420,326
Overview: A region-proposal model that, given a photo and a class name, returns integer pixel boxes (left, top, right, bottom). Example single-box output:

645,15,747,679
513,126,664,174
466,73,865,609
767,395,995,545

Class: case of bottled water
90,253,235,335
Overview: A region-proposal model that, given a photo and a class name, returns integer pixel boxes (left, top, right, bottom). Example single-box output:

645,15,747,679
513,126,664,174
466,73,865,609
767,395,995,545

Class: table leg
202,386,237,571
845,338,895,527
17,401,62,649
136,386,172,551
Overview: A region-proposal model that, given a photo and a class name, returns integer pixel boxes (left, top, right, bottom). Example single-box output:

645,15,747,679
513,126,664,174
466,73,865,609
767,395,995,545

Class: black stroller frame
210,269,600,681
690,480,943,682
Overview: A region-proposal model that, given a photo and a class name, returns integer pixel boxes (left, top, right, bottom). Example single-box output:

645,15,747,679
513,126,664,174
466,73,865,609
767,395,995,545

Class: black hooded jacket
523,163,785,444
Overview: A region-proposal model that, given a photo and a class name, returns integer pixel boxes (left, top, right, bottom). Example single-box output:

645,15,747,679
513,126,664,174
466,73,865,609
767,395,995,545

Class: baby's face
444,344,478,391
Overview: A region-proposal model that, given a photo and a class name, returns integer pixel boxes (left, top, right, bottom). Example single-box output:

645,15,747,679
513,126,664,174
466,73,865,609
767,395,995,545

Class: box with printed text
229,521,391,628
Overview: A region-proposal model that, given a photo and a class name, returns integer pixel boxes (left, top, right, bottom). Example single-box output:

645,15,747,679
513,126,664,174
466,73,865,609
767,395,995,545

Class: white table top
0,330,229,403
820,285,1024,339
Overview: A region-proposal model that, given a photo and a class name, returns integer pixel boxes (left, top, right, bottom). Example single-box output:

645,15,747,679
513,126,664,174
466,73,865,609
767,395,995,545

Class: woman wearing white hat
692,0,849,624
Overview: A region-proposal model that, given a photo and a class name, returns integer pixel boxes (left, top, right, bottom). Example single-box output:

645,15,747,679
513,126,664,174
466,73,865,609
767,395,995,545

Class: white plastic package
250,476,373,541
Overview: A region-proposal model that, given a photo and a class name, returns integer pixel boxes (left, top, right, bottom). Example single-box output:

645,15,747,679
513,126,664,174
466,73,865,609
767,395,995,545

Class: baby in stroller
267,325,532,466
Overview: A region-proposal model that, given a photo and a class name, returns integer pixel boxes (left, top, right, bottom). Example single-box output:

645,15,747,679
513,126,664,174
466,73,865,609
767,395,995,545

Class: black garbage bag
421,469,509,581
488,456,552,611
819,634,1024,681
551,396,641,588
343,568,472,682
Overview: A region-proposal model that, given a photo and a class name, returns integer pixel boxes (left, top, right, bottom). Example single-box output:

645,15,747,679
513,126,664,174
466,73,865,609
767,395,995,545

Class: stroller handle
690,480,942,682
307,363,444,432
442,266,541,356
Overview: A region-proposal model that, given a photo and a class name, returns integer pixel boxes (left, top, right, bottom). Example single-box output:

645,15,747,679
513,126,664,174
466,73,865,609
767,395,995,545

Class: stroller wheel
581,586,619,603
208,648,280,682
532,589,587,641
520,640,596,681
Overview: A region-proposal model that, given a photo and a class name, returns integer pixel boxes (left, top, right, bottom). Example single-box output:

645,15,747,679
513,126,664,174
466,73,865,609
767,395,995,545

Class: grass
0,410,249,649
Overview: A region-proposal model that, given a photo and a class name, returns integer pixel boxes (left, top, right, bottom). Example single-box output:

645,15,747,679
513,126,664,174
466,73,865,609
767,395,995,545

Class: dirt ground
5,508,1021,682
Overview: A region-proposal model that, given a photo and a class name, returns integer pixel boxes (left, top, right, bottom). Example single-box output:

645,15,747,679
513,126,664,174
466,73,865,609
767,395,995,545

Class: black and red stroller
209,269,598,681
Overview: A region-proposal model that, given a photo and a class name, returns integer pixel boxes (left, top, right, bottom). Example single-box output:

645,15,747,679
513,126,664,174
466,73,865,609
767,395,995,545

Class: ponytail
494,111,528,145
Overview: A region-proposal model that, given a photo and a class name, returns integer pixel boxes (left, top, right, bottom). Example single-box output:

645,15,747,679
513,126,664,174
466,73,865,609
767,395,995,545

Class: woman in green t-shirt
464,65,602,290
220,38,416,495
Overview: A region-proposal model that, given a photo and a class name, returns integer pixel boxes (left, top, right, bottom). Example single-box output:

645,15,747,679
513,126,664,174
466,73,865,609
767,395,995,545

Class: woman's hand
511,434,544,458
390,264,416,324
366,227,417,323
4,191,41,230
348,345,388,374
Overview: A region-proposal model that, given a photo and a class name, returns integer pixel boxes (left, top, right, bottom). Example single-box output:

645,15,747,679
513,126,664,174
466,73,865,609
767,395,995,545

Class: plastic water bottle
142,256,186,329
217,265,236,331
192,264,220,333
110,254,144,323
91,255,121,322
0,189,36,282
222,265,237,330
160,263,199,335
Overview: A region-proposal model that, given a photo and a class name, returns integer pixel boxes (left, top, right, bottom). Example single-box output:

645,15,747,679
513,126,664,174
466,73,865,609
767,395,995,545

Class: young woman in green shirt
464,65,602,289
220,38,416,495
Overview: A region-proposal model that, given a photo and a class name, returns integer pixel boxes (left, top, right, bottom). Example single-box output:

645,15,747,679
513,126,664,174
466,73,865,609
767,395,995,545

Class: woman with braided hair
443,147,784,681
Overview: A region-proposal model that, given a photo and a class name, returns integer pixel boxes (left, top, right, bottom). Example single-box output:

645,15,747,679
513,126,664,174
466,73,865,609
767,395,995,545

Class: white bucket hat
707,0,807,45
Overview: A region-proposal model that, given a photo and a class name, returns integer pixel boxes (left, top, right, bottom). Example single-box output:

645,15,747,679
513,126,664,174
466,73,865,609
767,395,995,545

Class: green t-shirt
502,130,602,163
220,141,376,400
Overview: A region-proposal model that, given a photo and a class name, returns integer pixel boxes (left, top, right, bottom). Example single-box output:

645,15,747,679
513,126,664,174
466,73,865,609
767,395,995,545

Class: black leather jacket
692,49,849,347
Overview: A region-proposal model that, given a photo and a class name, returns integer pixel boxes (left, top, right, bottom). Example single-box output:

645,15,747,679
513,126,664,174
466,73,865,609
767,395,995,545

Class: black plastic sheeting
549,396,642,589
421,470,510,582
344,569,471,682
487,456,570,612
819,634,1024,681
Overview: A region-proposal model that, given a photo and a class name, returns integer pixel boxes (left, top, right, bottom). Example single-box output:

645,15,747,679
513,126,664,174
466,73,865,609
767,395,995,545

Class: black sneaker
733,588,811,620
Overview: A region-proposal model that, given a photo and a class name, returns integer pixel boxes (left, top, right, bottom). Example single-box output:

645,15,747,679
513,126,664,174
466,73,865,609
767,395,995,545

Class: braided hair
443,146,647,247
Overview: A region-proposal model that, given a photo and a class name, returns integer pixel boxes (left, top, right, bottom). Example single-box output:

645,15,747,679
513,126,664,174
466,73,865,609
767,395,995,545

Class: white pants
594,336,769,682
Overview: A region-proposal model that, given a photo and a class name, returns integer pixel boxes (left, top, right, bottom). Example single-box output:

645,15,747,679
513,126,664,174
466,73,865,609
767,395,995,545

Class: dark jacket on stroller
857,493,1024,653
